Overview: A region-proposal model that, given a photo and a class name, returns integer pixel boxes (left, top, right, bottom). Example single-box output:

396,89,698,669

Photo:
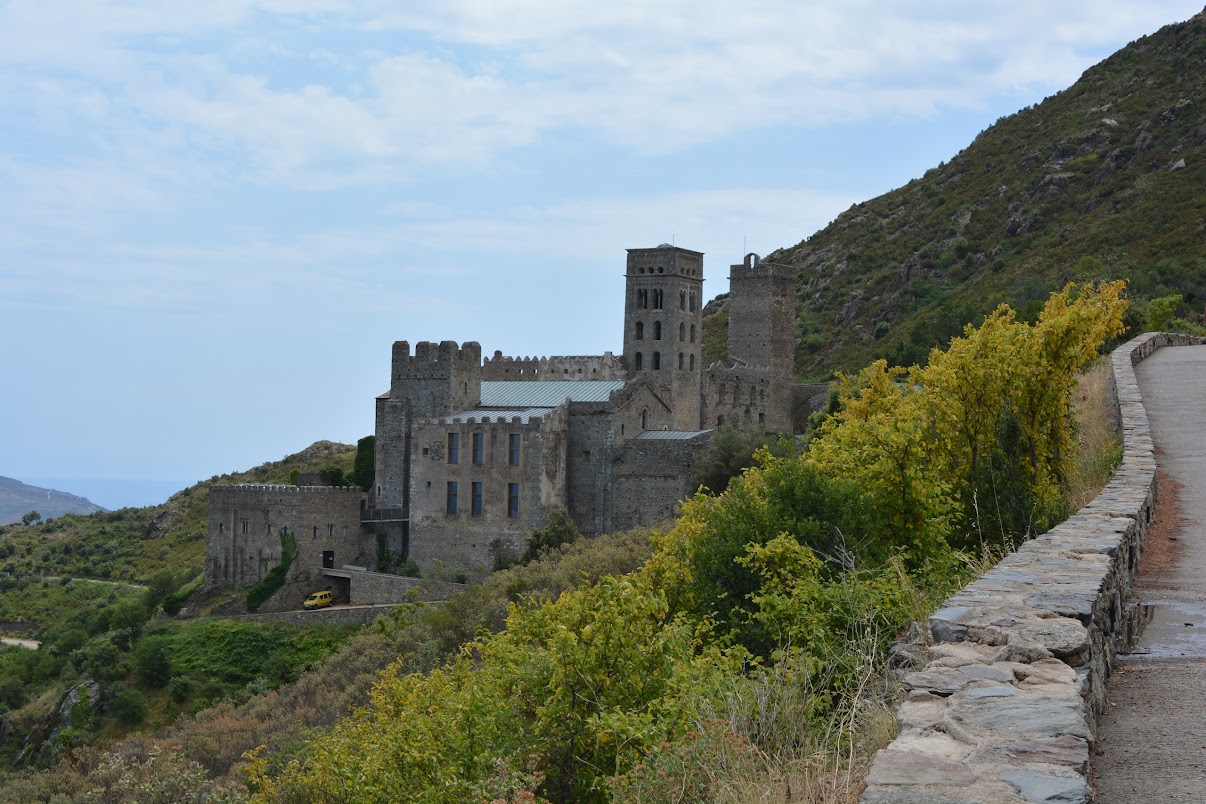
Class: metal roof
432,409,551,425
632,429,713,440
480,380,626,408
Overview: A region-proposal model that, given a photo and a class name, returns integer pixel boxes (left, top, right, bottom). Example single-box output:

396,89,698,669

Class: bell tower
622,245,704,430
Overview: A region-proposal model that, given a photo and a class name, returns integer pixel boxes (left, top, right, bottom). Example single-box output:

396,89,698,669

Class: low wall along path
860,332,1205,804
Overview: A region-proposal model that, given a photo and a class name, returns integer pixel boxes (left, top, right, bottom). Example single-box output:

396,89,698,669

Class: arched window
680,290,687,310
653,289,664,309
679,322,685,341
690,324,696,343
635,352,643,371
678,352,684,370
689,292,696,312
652,351,661,370
635,321,644,340
653,321,662,340
641,408,648,429
690,354,695,371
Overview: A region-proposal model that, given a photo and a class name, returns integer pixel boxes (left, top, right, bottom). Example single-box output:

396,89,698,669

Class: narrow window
447,432,459,464
679,322,685,341
653,321,662,340
641,408,648,429
446,481,458,515
472,432,484,465
680,290,686,310
219,522,224,535
472,482,483,517
652,351,660,370
653,289,664,309
509,433,521,466
635,321,644,340
635,352,643,371
328,523,334,537
678,352,684,370
241,519,248,535
690,354,695,371
689,292,696,312
690,324,696,343
507,483,520,518
312,526,318,538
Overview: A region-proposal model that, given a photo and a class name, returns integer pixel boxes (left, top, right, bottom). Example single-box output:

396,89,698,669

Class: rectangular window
241,519,248,534
472,432,484,465
446,481,458,515
507,483,520,518
447,432,459,464
508,433,521,465
472,482,483,517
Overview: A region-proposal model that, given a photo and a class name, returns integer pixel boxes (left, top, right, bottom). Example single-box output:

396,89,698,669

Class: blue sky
2,1,1201,510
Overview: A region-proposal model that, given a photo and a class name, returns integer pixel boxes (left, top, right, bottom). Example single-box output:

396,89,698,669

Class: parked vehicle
303,590,333,610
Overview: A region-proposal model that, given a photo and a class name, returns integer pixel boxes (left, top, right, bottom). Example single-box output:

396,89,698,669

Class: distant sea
20,477,189,511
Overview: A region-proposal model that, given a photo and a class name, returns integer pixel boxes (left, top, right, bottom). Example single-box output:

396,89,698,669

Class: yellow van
303,590,334,610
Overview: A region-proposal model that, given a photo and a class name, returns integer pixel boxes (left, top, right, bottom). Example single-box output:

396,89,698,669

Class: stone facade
207,244,826,600
860,332,1206,804
205,484,368,610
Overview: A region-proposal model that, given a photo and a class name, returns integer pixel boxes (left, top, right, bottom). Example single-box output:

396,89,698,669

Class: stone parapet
861,332,1206,804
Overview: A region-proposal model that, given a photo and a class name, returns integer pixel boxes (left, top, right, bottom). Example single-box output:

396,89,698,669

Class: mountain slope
0,441,356,584
0,477,105,525
711,9,1206,379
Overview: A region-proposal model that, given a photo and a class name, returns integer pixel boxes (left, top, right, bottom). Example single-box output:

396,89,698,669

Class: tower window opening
679,321,685,341
635,352,643,371
635,321,644,340
653,321,661,340
652,351,661,370
678,352,684,370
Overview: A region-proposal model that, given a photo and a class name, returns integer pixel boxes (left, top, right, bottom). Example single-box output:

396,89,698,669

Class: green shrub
521,507,580,563
111,688,147,725
134,636,173,688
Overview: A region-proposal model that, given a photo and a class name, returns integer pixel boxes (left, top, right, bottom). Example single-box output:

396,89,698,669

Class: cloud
1,0,1199,195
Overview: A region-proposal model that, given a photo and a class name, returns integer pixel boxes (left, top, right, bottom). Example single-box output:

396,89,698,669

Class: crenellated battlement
481,351,626,380
389,340,483,415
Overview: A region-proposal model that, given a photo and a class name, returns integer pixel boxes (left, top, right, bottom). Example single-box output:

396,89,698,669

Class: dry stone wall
861,332,1205,804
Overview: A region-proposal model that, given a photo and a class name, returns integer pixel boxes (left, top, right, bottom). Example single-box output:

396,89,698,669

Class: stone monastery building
206,246,827,606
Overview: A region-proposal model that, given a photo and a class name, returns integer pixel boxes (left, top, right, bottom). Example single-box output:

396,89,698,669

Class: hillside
0,441,356,585
0,477,105,525
705,8,1206,378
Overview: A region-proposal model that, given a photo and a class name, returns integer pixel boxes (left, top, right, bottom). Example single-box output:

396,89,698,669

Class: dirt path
1093,344,1206,802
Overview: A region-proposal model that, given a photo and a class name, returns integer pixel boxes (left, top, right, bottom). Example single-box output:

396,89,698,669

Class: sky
2,1,1202,510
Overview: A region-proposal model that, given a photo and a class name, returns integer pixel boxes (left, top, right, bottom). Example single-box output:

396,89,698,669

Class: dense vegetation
234,283,1124,802
702,10,1206,378
0,442,359,775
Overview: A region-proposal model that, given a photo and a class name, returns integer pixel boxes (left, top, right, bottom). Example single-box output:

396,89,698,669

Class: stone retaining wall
227,604,403,627
861,332,1205,804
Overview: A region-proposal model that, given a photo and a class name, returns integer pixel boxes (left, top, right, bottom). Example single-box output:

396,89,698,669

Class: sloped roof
632,430,713,440
479,380,626,407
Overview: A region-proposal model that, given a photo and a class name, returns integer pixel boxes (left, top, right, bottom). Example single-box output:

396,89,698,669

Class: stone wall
481,351,627,381
225,604,402,628
205,485,368,611
407,403,569,574
612,432,711,531
861,332,1206,804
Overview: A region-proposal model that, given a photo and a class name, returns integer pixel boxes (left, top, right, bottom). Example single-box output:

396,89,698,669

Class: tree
20,510,40,526
521,508,580,563
319,464,347,487
351,435,376,492
134,636,173,688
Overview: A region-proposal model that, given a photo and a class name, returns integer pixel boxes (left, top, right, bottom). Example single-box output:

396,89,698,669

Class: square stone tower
622,245,704,430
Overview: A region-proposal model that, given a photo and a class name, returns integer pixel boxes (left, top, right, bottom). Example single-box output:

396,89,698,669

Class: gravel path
1094,344,1206,802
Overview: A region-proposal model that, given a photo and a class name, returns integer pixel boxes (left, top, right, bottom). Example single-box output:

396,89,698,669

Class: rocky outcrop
861,332,1206,804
